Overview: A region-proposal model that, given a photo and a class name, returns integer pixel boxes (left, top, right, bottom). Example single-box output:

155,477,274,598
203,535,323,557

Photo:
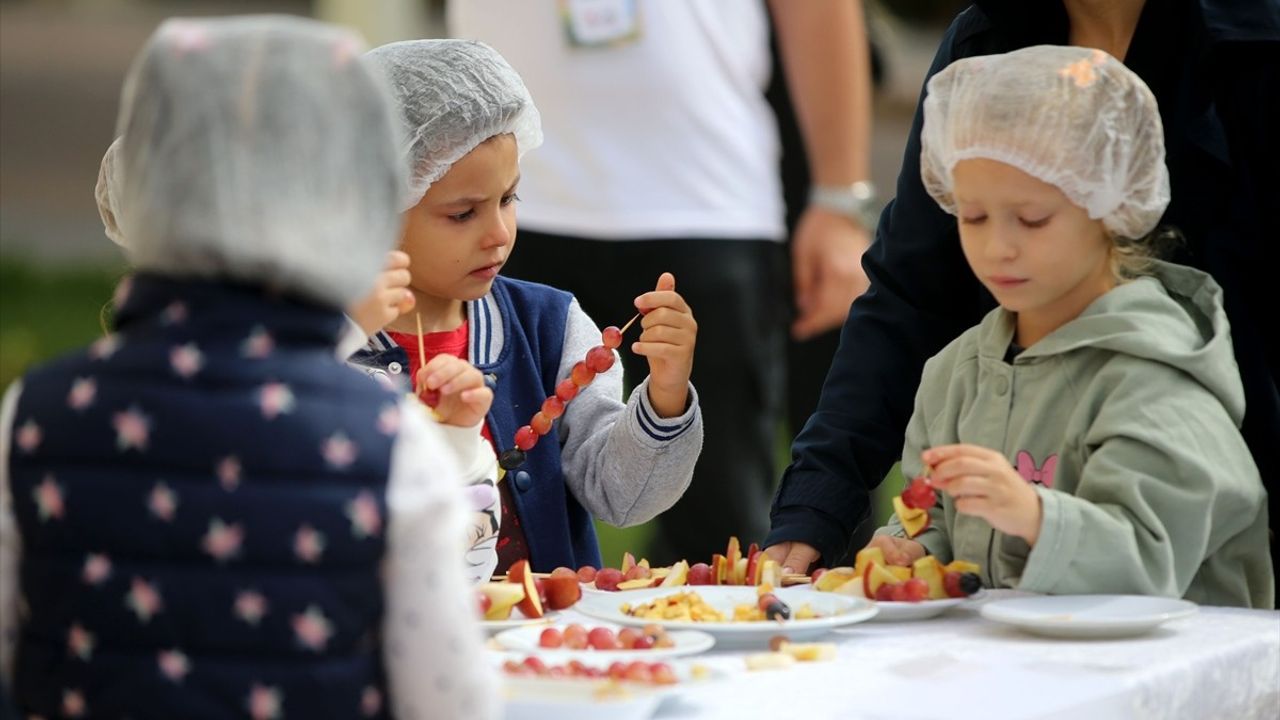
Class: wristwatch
809,181,879,230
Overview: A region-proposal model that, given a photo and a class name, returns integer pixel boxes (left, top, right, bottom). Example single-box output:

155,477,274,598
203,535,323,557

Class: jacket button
388,361,402,374
513,470,532,492
994,375,1009,395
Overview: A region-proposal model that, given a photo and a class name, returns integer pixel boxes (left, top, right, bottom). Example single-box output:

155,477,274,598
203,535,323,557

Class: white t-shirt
448,0,786,242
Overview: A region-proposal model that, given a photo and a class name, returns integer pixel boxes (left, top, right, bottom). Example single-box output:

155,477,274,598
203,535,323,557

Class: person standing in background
449,0,874,564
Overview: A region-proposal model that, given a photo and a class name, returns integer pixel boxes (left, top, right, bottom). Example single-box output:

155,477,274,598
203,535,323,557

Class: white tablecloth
549,591,1279,720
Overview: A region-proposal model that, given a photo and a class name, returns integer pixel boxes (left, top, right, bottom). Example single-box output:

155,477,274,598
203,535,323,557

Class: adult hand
864,535,927,568
925,444,1043,545
790,207,871,340
633,272,697,418
416,355,493,428
763,541,821,575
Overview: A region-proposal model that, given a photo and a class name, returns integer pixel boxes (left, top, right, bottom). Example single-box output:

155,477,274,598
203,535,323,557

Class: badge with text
560,0,641,48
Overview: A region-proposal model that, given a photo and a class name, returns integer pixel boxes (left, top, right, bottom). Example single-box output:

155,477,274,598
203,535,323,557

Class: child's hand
632,272,697,418
348,250,415,337
865,535,927,567
417,355,492,428
924,444,1043,544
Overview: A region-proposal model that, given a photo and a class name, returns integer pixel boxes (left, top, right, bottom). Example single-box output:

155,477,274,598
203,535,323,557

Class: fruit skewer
498,312,642,471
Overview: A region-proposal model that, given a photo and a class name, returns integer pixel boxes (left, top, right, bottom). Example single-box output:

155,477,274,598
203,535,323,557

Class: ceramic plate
575,586,877,648
868,597,967,621
497,656,719,720
480,611,559,635
493,624,715,661
980,594,1198,639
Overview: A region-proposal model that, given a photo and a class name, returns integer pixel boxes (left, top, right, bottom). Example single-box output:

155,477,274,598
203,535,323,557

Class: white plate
494,624,715,661
575,586,877,648
481,611,559,635
868,597,966,621
980,594,1198,639
497,657,719,720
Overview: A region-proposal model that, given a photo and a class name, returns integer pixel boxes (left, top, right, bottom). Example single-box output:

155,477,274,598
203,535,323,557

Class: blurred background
0,0,964,564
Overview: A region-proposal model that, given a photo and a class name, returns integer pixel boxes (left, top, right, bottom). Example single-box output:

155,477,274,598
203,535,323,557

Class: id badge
560,0,641,48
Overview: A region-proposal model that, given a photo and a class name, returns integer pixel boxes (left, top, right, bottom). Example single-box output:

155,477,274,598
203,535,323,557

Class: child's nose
482,211,513,248
986,223,1019,260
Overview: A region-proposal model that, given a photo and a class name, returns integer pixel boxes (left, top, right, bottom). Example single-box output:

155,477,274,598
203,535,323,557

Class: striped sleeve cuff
631,378,699,445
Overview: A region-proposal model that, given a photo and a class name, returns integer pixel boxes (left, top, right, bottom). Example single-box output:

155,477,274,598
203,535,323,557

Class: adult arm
765,13,991,565
0,381,22,685
769,0,875,339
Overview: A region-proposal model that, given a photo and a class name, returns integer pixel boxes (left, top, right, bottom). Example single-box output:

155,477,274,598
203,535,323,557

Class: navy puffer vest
8,274,398,719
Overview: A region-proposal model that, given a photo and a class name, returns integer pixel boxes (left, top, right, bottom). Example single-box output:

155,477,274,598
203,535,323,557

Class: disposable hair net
95,137,125,247
115,15,405,309
364,39,542,211
921,45,1170,239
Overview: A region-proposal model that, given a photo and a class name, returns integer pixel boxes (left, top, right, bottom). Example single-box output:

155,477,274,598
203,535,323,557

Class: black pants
503,231,788,564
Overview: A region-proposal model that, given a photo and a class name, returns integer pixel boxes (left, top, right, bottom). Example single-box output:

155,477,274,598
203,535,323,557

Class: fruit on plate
862,562,899,599
508,560,545,618
813,566,857,592
944,570,983,598
892,496,931,538
660,560,690,587
576,565,597,583
478,582,527,621
817,555,984,603
544,574,583,610
775,640,837,662
744,652,797,671
594,567,625,592
501,656,683,686
912,556,947,600
687,562,713,586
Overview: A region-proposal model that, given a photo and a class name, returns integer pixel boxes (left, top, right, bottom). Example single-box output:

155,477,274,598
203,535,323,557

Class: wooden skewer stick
415,312,427,395
619,312,642,335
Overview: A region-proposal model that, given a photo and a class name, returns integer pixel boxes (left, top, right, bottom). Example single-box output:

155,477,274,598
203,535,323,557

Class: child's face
953,158,1114,334
400,134,520,303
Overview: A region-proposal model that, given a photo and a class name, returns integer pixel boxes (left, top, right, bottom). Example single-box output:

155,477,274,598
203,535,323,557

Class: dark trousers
503,231,788,564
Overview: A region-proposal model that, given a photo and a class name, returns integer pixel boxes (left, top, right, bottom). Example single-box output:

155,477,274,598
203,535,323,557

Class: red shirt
387,324,530,574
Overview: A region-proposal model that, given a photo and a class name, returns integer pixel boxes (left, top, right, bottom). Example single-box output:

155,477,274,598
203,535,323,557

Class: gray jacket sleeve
555,299,702,527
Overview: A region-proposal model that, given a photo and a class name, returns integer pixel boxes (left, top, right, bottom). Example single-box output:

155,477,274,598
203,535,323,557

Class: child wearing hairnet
1,17,499,718
355,40,703,577
866,46,1271,608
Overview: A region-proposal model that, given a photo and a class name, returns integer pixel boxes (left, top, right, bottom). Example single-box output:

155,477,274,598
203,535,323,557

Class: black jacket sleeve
765,10,995,563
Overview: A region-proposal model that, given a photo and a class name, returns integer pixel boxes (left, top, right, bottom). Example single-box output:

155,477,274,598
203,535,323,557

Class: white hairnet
364,39,542,210
95,137,125,247
921,45,1170,239
115,15,405,309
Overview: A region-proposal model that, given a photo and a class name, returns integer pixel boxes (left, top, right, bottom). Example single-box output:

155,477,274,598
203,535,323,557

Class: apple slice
617,578,656,590
887,565,913,582
892,496,931,538
744,545,762,585
912,556,947,600
813,567,857,592
862,562,899,599
621,551,637,574
758,558,783,589
543,574,582,610
944,560,981,575
733,557,748,586
832,576,869,598
508,560,544,618
479,582,526,621
711,554,727,585
725,537,742,585
853,547,885,578
660,560,690,587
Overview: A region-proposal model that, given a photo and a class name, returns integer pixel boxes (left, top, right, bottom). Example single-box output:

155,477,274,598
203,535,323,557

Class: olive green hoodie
882,261,1273,608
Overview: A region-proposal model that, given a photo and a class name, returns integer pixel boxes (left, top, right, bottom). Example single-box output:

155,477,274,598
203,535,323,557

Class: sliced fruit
901,577,929,602
726,537,742,585
544,574,582,610
624,564,652,581
832,577,869,598
621,551,637,574
745,652,796,671
617,577,657,591
892,496,931,538
813,567,857,592
660,560,690,587
733,557,749,586
710,554,727,585
887,565,913,582
944,560,981,575
745,547,762,586
778,642,837,662
478,582,526,621
943,571,983,598
862,562,899,599
509,560,544,618
912,555,947,600
758,558,783,589
853,547,885,577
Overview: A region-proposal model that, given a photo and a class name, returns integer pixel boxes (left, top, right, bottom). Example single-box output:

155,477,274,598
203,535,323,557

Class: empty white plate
980,594,1198,639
